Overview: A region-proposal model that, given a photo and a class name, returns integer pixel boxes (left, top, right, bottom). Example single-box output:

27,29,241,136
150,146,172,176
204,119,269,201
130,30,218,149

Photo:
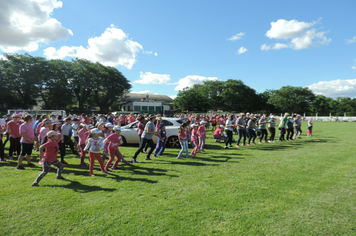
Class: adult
247,114,257,146
235,113,247,147
17,115,36,169
268,116,277,142
279,113,289,141
6,114,23,160
132,115,157,163
258,114,268,144
137,115,149,153
293,115,302,139
286,114,295,140
224,115,234,149
61,118,79,156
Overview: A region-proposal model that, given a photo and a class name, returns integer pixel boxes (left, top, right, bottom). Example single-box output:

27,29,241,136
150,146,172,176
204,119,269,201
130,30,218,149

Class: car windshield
176,120,185,124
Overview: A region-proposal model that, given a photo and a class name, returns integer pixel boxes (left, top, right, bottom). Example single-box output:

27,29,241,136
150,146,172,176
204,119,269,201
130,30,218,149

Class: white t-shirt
225,120,234,131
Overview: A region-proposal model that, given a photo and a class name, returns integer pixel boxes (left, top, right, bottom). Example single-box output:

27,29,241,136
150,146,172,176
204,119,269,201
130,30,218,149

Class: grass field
1,121,356,235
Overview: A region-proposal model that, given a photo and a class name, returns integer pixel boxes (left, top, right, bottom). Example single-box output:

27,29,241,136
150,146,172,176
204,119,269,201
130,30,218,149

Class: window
162,119,173,126
176,120,185,124
127,106,131,111
142,106,148,112
156,106,162,113
149,106,154,112
134,106,140,111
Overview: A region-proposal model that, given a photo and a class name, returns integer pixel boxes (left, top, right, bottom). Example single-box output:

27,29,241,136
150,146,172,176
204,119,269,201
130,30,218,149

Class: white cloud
134,72,171,84
352,66,356,70
308,79,356,98
169,95,177,99
44,26,143,69
227,32,245,41
143,51,158,56
131,91,155,94
261,43,289,51
0,55,7,60
237,47,248,54
346,36,356,44
175,75,218,91
262,19,331,51
0,0,72,53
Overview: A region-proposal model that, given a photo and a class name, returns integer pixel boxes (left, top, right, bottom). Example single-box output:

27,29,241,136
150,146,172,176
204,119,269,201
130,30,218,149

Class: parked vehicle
120,118,185,148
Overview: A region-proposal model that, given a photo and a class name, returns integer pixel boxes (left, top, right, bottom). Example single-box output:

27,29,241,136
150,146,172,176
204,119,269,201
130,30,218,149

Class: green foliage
267,86,315,114
0,54,130,113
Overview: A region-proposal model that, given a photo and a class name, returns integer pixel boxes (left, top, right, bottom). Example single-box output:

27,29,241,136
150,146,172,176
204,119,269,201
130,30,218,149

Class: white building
118,93,174,114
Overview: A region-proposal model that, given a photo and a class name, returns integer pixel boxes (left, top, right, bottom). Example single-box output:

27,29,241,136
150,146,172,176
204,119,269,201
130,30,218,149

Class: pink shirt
78,128,89,145
106,133,122,149
179,129,187,140
40,127,50,144
19,123,35,143
191,129,198,141
7,120,22,138
197,126,206,138
138,122,145,135
213,128,223,136
42,140,59,162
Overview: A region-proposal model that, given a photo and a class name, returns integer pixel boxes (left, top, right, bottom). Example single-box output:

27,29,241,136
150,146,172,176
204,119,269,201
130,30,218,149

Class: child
153,123,166,157
307,120,313,137
77,124,90,165
84,128,109,177
100,123,114,162
103,126,129,171
213,125,226,142
190,124,199,158
198,121,207,152
31,131,65,187
177,123,190,159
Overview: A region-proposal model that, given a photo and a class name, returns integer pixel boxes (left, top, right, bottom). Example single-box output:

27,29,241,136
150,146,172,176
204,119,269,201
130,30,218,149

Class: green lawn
1,122,356,235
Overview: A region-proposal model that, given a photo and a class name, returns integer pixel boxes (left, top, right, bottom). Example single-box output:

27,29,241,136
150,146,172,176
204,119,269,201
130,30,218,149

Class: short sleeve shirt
43,140,59,162
7,120,22,138
107,133,121,148
19,123,35,143
142,121,155,139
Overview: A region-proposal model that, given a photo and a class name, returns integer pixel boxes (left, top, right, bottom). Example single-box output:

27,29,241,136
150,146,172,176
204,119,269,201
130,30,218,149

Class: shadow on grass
256,138,331,151
42,179,117,192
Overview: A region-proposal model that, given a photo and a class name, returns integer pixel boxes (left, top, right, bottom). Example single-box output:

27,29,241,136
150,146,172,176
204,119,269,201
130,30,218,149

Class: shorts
21,143,34,156
212,123,216,127
74,136,79,144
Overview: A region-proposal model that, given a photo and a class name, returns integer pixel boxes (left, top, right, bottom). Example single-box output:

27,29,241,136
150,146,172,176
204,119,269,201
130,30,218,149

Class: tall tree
267,86,315,114
91,63,131,113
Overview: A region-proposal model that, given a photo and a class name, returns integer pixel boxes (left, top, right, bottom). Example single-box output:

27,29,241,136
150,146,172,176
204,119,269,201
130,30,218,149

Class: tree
309,95,332,115
173,87,209,112
267,86,315,114
91,63,131,113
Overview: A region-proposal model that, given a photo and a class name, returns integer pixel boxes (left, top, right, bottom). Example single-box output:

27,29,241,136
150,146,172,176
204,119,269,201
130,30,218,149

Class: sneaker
89,174,95,177
235,144,240,147
16,165,24,170
224,146,229,149
38,161,43,165
258,142,262,144
31,183,39,187
152,154,157,158
27,163,35,167
247,144,251,146
201,150,205,152
1,158,8,162
56,176,65,180
131,159,138,164
177,156,184,159
145,157,152,161
111,167,116,171
103,169,110,173
229,145,232,147
61,160,68,164
252,142,256,145
298,137,301,139
192,155,198,158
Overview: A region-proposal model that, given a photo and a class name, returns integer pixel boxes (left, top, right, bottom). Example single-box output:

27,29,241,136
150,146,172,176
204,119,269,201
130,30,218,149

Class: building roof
120,93,173,103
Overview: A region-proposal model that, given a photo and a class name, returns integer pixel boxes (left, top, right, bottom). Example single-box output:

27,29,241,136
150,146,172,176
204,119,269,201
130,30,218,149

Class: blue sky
1,0,356,99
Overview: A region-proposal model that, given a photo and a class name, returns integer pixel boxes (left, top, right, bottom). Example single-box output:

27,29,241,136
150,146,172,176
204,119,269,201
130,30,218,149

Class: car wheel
121,136,127,146
167,136,180,148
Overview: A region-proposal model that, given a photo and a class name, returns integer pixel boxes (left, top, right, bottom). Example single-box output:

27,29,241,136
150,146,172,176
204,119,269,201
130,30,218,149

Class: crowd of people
0,112,313,186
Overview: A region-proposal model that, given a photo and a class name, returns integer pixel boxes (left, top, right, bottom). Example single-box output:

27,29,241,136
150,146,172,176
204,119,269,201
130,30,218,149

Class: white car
120,118,185,148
